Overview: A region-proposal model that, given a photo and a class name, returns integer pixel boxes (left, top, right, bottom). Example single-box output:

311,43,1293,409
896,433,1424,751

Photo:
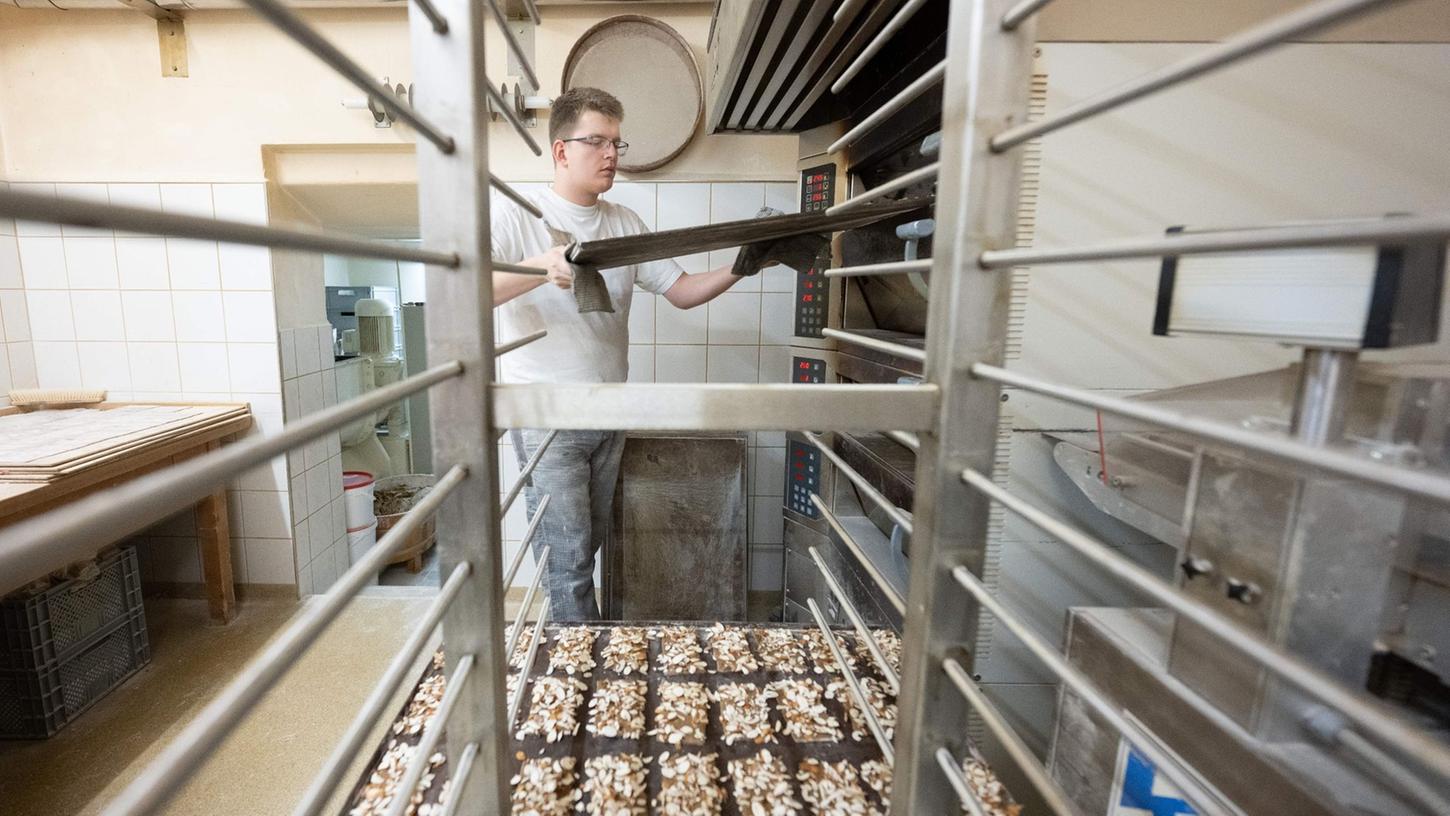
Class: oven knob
1225,578,1261,605
1180,557,1214,581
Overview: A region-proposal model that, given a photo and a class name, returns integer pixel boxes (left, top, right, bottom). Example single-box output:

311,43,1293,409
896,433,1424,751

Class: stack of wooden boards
0,404,251,485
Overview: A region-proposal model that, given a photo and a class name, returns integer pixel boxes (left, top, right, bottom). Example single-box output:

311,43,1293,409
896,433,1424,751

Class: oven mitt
732,206,830,276
545,223,614,314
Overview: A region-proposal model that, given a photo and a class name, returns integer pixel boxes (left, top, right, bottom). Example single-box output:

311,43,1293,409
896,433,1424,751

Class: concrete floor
0,590,441,816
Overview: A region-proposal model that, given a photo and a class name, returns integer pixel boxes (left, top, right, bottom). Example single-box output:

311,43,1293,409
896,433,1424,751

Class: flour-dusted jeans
510,429,627,621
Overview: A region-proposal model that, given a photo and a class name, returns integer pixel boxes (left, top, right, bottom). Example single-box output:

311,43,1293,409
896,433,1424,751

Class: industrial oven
1,1,1447,815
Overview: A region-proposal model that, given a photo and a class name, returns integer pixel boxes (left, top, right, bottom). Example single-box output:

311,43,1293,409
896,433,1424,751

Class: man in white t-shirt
493,87,785,620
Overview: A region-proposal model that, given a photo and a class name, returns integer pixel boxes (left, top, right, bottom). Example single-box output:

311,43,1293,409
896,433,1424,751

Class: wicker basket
374,474,438,573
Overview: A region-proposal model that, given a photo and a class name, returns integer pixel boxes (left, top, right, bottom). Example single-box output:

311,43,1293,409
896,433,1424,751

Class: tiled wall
0,185,39,404
496,180,799,593
279,324,349,595
3,182,295,589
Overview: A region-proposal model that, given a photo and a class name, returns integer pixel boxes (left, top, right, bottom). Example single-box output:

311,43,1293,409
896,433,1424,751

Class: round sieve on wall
561,15,703,174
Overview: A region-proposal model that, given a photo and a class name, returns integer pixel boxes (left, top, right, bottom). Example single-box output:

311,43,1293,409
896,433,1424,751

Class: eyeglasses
559,135,630,157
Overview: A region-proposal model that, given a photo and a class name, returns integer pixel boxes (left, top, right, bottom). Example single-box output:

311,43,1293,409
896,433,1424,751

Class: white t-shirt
491,188,684,384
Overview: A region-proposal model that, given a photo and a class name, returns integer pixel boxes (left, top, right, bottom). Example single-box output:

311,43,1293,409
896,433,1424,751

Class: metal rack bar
960,467,1450,782
411,0,448,34
504,545,551,661
0,361,463,589
435,742,478,816
501,495,552,590
490,173,546,220
832,0,931,93
100,466,468,816
484,0,540,91
979,212,1450,268
292,562,471,816
833,0,871,24
827,162,939,216
991,0,1404,151
826,258,933,278
936,747,988,816
886,430,920,452
1001,0,1055,30
241,0,455,153
491,382,939,432
496,329,548,357
382,654,476,816
822,328,927,364
972,363,1450,506
809,494,907,616
519,0,540,25
829,60,946,155
506,601,551,729
410,0,510,806
941,658,1075,816
0,188,459,267
952,565,1225,815
502,431,559,515
484,81,544,156
803,431,914,535
1335,727,1450,815
808,545,900,694
806,598,895,764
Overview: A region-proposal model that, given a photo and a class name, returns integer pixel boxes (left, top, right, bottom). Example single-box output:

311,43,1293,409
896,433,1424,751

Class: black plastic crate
0,607,150,739
1,546,143,671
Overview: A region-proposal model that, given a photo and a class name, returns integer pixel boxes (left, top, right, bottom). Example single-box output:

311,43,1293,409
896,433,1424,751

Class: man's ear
551,139,568,166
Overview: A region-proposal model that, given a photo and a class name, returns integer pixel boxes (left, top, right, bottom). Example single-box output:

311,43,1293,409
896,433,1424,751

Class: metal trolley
1,0,1448,813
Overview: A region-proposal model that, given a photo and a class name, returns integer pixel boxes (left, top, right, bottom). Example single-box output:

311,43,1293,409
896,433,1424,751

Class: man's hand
525,245,575,290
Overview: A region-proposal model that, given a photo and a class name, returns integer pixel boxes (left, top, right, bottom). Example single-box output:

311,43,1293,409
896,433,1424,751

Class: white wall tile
128,342,182,392
626,345,654,383
245,538,295,584
17,237,67,288
165,239,221,290
295,325,322,375
115,238,170,289
749,544,784,591
32,341,81,388
707,345,759,383
321,369,337,406
706,293,761,345
761,264,796,293
107,183,162,212
71,291,125,341
12,183,58,237
160,183,214,218
751,496,784,544
223,291,277,342
292,519,311,568
313,326,332,370
76,342,131,391
228,534,249,584
759,344,791,384
604,183,656,229
764,182,799,214
330,497,347,541
228,343,281,393
279,329,298,380
655,345,706,383
297,564,314,597
26,291,74,341
8,343,36,388
289,472,308,525
307,511,330,566
711,182,765,223
753,446,786,498
178,342,231,392
282,377,300,422
121,291,175,341
0,236,21,289
656,300,706,344
627,292,655,343
761,293,796,345
0,350,10,393
0,292,29,342
219,244,272,291
62,237,119,289
239,456,288,494
656,183,710,230
298,371,324,415
305,464,331,518
212,184,268,225
172,291,226,342
242,491,292,539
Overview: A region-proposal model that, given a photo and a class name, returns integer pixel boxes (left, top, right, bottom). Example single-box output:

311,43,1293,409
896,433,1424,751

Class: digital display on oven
791,355,826,384
786,439,821,518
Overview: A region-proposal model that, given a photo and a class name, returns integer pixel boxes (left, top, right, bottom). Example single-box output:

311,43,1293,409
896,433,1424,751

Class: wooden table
0,409,254,624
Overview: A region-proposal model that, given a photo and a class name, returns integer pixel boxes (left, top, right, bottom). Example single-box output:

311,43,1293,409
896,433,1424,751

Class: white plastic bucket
347,521,379,584
342,471,376,531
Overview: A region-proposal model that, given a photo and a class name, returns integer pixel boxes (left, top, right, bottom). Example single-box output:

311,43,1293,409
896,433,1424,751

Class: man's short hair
549,87,625,143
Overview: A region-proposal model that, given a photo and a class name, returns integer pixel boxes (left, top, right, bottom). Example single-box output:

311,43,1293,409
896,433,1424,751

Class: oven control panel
786,438,822,518
791,355,827,384
793,251,830,338
800,163,835,214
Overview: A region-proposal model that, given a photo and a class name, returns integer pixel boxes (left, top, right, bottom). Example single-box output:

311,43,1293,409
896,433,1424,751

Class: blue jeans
510,429,627,621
